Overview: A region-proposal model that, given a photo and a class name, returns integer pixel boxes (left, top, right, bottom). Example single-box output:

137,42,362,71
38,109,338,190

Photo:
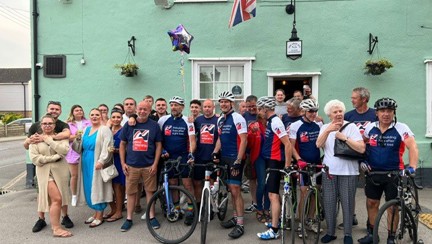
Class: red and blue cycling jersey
289,118,322,164
364,121,414,171
217,110,247,159
158,114,195,158
261,114,288,161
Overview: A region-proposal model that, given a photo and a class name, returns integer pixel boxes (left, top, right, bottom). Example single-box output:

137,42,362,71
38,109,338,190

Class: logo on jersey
236,122,242,130
164,125,172,136
189,125,194,132
355,121,370,135
369,134,378,147
275,127,282,135
133,129,149,151
403,132,409,140
300,132,309,142
200,124,215,144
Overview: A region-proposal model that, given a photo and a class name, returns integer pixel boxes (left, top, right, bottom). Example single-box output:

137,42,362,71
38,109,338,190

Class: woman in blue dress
74,108,113,228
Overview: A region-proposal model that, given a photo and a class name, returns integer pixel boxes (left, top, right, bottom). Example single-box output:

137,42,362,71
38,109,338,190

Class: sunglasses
307,109,318,113
48,101,61,106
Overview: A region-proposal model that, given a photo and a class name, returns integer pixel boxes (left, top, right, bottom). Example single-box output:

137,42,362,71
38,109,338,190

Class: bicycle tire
217,186,228,221
200,189,209,244
406,177,420,225
281,193,296,244
146,185,198,244
301,189,321,244
373,199,417,244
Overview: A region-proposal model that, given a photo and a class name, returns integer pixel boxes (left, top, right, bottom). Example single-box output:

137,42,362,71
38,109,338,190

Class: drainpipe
21,82,26,118
32,0,40,121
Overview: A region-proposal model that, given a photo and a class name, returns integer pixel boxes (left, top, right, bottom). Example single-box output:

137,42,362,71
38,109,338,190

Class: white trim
425,60,432,137
189,57,256,61
266,72,321,97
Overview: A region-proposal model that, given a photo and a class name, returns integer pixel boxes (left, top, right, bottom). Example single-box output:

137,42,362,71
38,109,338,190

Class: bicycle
145,157,198,244
371,168,423,244
195,162,229,244
266,165,299,244
298,163,331,244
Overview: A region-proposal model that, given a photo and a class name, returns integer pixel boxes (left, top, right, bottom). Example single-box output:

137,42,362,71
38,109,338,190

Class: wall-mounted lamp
128,36,136,56
368,33,378,55
286,0,302,60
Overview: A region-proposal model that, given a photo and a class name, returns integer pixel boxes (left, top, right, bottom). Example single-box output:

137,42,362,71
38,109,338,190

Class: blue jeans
255,156,270,211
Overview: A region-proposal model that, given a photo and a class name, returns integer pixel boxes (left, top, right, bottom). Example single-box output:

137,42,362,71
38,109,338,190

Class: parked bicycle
298,163,331,244
371,168,422,244
145,157,198,244
195,162,229,244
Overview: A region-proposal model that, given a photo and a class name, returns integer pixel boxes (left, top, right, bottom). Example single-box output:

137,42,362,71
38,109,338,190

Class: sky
0,0,30,68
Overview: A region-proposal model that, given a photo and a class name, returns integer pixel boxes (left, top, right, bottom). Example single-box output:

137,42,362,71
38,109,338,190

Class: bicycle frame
160,156,186,221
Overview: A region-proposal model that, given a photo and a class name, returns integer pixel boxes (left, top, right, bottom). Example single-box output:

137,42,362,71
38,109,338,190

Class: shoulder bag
334,122,365,160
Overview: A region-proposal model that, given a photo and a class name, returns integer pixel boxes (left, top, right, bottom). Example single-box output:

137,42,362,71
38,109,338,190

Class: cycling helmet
374,97,397,110
169,96,185,105
218,91,235,102
300,99,319,111
257,96,276,109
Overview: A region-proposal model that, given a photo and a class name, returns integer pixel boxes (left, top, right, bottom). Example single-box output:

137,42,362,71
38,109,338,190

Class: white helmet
218,91,235,102
300,99,319,111
257,96,276,109
169,96,185,105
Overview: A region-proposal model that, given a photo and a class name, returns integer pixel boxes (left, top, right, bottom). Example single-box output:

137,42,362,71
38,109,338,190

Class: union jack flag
228,0,256,28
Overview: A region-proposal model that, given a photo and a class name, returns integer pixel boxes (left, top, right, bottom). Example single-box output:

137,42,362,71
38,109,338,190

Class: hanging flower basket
115,63,139,77
364,59,393,75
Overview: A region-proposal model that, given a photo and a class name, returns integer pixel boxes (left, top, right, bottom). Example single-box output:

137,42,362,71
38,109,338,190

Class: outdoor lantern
286,25,302,60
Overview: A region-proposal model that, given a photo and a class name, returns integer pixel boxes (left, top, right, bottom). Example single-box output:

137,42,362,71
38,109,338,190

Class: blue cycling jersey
289,118,321,164
217,110,247,159
158,114,195,158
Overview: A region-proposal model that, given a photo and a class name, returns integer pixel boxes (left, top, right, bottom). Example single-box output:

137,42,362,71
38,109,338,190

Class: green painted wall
32,0,432,165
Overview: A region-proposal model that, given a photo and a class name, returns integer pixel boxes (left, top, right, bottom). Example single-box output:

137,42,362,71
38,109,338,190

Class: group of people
24,87,418,244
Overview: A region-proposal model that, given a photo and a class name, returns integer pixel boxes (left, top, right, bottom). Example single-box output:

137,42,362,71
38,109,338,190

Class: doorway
273,77,312,101
267,72,321,101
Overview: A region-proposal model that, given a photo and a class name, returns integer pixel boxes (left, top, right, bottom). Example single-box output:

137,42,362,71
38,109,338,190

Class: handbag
100,162,119,182
334,122,366,160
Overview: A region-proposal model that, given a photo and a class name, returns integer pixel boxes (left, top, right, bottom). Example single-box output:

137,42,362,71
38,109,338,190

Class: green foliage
3,113,23,124
114,63,139,77
364,58,393,75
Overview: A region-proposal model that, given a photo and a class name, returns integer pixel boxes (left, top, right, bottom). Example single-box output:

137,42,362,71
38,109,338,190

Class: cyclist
289,99,323,237
256,96,292,240
358,97,418,244
212,91,248,239
158,96,197,226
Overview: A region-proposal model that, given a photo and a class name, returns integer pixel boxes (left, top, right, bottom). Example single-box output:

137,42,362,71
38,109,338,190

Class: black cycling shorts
364,173,398,201
266,159,284,194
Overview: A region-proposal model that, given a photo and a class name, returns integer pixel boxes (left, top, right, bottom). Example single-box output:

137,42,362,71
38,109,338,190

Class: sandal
89,219,104,228
107,215,123,222
53,228,73,238
256,210,266,223
103,213,114,219
84,216,95,224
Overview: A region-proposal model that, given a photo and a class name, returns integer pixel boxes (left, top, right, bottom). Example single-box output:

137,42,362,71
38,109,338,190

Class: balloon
167,24,194,54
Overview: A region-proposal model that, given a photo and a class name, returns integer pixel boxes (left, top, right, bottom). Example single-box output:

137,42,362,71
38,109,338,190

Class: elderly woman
74,108,113,228
29,114,72,237
66,104,91,206
316,100,365,244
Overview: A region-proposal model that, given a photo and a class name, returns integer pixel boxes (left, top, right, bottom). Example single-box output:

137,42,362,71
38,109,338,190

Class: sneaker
61,215,74,228
265,221,281,229
221,217,237,229
387,236,395,244
149,218,160,229
257,228,279,240
244,203,257,213
321,234,337,243
306,220,322,233
357,233,373,244
184,211,194,226
141,213,146,220
228,224,244,239
121,220,133,232
71,195,77,207
344,235,353,244
32,218,47,233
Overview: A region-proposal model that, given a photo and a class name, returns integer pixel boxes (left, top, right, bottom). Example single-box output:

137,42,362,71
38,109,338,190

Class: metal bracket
128,36,136,56
368,33,378,55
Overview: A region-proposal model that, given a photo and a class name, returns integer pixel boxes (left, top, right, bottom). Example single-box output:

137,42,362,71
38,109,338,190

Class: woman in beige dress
29,114,72,237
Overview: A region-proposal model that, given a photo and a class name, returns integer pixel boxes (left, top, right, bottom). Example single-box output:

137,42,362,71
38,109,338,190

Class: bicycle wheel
301,190,321,244
217,186,228,221
281,193,296,244
373,200,417,244
406,177,420,225
200,189,209,244
146,185,198,244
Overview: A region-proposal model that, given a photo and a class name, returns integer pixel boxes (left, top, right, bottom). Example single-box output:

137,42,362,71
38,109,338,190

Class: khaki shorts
126,166,157,194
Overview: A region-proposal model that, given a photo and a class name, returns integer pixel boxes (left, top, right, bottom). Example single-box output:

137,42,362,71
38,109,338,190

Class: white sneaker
71,195,77,207
141,212,146,220
257,228,279,240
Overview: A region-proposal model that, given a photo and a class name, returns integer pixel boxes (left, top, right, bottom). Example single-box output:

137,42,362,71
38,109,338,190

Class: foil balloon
167,24,194,54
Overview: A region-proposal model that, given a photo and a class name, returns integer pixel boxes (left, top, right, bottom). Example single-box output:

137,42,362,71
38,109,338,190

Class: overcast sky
0,0,30,68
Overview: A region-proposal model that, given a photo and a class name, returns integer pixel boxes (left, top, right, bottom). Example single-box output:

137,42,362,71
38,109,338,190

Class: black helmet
374,97,397,110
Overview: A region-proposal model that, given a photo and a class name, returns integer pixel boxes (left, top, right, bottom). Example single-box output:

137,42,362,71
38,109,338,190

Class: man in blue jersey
213,91,248,239
119,101,162,231
358,98,418,244
192,99,218,206
256,96,293,240
158,96,197,226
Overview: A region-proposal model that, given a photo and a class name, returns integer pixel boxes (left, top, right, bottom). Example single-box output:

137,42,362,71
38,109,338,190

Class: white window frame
266,72,321,98
190,57,255,101
425,60,432,137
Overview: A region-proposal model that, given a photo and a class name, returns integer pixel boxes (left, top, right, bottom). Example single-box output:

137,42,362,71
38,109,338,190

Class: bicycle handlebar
366,169,423,189
161,156,190,175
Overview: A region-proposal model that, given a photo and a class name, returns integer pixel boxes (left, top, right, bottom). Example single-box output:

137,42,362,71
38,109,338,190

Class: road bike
145,157,198,244
371,168,422,244
195,162,229,244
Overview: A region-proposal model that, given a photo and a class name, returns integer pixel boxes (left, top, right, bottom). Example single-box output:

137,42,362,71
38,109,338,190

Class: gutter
32,0,40,121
